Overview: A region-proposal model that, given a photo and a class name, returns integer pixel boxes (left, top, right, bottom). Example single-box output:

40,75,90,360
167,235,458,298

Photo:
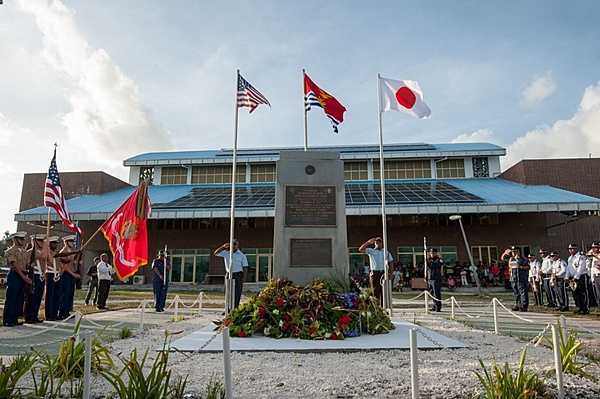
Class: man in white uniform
539,249,556,308
359,237,393,306
215,239,248,309
96,253,114,310
527,254,543,307
568,244,589,314
587,241,600,309
551,251,569,311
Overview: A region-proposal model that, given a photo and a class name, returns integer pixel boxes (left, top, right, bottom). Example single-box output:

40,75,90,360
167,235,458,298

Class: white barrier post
424,291,429,314
83,332,92,399
139,300,145,332
450,297,455,320
492,298,499,335
409,328,419,399
198,292,204,316
75,313,82,344
223,327,234,399
551,324,565,399
174,295,179,321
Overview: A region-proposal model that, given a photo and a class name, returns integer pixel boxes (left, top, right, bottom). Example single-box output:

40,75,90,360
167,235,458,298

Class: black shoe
85,301,89,305
25,319,36,324
520,308,528,312
435,308,441,312
512,306,520,311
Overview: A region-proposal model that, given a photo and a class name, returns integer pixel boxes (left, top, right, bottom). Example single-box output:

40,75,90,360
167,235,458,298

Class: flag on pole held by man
44,148,82,234
304,72,347,133
100,181,151,280
237,73,270,113
379,77,431,119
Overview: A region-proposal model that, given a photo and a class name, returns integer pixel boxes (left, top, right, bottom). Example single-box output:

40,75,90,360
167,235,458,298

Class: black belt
232,271,243,275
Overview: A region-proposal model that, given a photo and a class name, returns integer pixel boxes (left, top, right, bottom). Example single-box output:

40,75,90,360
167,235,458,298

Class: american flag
237,73,270,113
44,148,82,234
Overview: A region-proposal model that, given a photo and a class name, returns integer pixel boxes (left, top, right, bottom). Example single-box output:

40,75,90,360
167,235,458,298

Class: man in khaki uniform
56,235,80,320
44,236,61,320
24,234,46,323
2,232,31,326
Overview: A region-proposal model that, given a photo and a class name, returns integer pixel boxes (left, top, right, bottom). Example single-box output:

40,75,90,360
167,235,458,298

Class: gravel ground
87,311,600,399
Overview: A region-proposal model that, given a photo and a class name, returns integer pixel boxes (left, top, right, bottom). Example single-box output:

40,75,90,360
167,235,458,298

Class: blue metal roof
124,142,505,165
15,178,600,221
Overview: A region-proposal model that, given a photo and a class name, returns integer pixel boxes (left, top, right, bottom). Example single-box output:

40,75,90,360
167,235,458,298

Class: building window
373,160,432,179
348,247,368,274
471,246,499,266
160,167,188,185
242,248,273,282
191,165,246,184
436,159,465,178
250,163,276,182
472,157,490,178
139,167,154,185
344,162,369,181
170,249,211,284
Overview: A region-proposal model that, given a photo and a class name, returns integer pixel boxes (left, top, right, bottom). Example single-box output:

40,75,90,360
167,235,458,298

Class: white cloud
520,70,557,108
451,128,498,144
17,0,172,165
503,81,600,168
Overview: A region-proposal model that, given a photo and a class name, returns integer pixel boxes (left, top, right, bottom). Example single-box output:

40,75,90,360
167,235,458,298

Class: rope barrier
424,290,452,304
0,313,77,340
493,299,536,323
450,297,488,319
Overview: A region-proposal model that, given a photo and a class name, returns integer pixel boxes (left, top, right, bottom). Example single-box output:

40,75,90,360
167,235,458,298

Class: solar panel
345,181,483,206
154,181,483,209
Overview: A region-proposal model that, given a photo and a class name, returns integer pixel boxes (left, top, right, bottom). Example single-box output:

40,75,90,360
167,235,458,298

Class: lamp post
449,215,481,294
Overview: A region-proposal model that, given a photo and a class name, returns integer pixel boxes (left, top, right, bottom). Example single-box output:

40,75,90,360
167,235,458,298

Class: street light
449,214,482,294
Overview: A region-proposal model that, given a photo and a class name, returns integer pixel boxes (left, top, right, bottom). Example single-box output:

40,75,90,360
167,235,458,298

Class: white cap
33,234,46,241
9,231,27,240
48,236,60,243
62,235,77,242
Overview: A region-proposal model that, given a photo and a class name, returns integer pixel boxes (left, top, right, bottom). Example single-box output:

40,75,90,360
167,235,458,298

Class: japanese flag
379,77,431,119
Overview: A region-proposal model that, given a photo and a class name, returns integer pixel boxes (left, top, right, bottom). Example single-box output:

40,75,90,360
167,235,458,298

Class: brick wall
501,158,600,198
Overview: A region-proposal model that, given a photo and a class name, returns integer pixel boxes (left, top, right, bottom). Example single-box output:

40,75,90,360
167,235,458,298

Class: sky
2,0,600,232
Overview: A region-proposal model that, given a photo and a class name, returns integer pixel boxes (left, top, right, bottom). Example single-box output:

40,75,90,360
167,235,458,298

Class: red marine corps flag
303,71,346,133
101,181,151,280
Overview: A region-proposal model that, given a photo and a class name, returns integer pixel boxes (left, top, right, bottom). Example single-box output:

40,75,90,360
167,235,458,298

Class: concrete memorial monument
273,151,349,284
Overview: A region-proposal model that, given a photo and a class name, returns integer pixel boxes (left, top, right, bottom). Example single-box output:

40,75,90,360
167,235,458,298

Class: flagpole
377,73,391,314
226,69,240,316
302,69,308,151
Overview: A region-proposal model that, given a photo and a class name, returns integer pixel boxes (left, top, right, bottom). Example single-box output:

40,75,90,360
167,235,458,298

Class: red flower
338,314,352,328
238,330,247,337
275,297,285,308
258,306,266,318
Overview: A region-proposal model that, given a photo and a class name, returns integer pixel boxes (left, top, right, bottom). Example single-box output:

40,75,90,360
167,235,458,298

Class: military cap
568,243,578,249
33,234,46,241
62,235,77,242
48,236,59,243
429,247,439,252
538,248,547,254
527,253,535,258
592,241,600,248
9,231,27,240
550,251,559,257
510,245,519,251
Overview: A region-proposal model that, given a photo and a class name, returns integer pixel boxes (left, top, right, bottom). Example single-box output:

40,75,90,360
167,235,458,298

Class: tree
0,230,10,266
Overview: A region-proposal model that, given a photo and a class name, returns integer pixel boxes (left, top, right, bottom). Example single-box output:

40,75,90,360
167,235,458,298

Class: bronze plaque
290,239,332,267
285,185,336,226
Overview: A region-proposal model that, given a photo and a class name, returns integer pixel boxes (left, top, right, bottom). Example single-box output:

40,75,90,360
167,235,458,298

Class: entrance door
170,256,195,283
257,254,272,282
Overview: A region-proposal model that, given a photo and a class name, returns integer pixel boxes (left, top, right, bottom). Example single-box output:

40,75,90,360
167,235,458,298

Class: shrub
545,322,594,381
474,348,546,399
0,353,37,398
202,375,225,399
100,332,188,399
120,326,133,339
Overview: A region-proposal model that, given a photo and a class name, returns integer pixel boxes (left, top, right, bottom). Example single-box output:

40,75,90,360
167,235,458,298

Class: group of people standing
3,231,87,326
522,243,600,314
